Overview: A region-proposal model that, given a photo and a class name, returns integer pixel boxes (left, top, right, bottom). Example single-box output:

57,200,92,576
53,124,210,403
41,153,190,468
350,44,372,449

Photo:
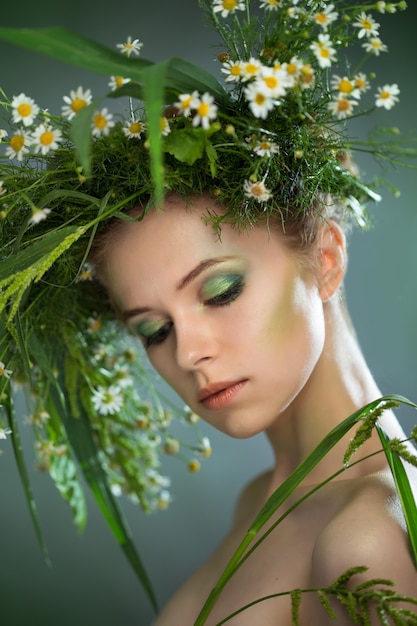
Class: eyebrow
121,256,238,322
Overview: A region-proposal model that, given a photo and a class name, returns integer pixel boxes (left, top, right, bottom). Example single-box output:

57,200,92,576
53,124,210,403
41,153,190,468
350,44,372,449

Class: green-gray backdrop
1,1,416,624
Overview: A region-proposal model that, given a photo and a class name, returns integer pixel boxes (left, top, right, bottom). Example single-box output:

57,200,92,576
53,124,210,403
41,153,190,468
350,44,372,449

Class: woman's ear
317,221,347,302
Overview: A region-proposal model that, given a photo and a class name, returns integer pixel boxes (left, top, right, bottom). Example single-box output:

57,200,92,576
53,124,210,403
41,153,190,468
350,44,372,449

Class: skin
101,194,417,625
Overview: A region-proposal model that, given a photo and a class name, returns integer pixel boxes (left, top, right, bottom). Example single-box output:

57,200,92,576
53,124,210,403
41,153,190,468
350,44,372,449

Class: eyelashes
132,274,245,348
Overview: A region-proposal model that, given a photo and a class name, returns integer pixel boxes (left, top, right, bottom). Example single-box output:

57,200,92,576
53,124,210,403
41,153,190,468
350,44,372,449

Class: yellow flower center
286,63,297,75
115,76,124,88
320,48,330,59
263,76,278,89
230,65,242,76
380,91,390,100
71,98,87,113
181,96,193,109
130,122,143,134
338,98,350,112
223,0,237,10
160,117,169,132
355,77,366,89
255,93,267,105
40,130,54,146
372,40,382,48
244,63,259,76
260,141,271,150
251,183,264,197
10,135,25,152
338,79,354,94
315,12,328,24
17,103,32,118
94,113,107,130
197,102,210,117
361,19,372,30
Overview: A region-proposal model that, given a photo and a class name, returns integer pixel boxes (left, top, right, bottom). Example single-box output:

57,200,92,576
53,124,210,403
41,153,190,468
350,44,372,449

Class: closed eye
203,276,245,307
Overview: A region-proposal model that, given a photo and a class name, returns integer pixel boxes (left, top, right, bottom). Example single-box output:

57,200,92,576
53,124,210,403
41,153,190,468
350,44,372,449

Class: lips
197,379,248,410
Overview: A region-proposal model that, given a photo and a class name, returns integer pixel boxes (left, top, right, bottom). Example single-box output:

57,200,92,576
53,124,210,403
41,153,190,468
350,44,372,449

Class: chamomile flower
28,207,51,226
156,490,172,510
5,130,31,161
0,362,12,379
221,60,244,83
11,93,40,126
213,0,245,18
108,75,131,91
123,118,146,139
116,36,143,57
62,87,93,120
299,63,316,89
253,136,280,157
375,83,400,109
0,129,8,140
32,124,62,155
174,91,199,116
259,0,280,10
361,37,388,55
191,93,218,129
0,427,12,440
353,11,380,38
91,108,115,137
188,459,201,472
198,436,212,458
91,385,124,416
284,56,303,82
243,179,272,202
312,3,338,30
310,34,337,68
160,116,171,136
330,75,361,99
328,94,358,119
258,66,291,98
0,180,6,196
112,363,134,389
241,57,262,82
244,82,274,119
354,72,371,94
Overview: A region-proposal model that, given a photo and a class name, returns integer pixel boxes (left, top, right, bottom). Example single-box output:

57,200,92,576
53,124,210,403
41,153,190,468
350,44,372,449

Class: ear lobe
317,222,346,302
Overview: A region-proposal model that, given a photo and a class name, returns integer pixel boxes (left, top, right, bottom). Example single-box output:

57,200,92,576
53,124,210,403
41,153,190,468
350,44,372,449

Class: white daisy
213,0,245,18
310,34,337,68
253,136,280,157
328,95,358,119
32,124,63,155
191,92,218,129
123,119,146,139
108,75,131,91
299,63,316,89
160,116,171,136
112,363,134,389
375,83,400,109
258,66,291,98
244,82,275,119
312,3,338,30
5,130,31,161
284,56,303,82
353,11,380,38
11,93,40,126
243,179,272,202
0,129,8,140
198,436,212,458
330,75,361,99
62,87,93,120
353,73,371,94
116,36,143,57
174,91,199,117
221,60,244,83
241,57,262,82
259,0,280,10
91,108,115,137
361,37,388,55
0,427,12,440
91,385,124,416
28,207,51,226
0,361,13,379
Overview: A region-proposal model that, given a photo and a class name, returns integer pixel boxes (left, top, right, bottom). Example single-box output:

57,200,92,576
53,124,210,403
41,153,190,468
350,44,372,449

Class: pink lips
198,380,247,410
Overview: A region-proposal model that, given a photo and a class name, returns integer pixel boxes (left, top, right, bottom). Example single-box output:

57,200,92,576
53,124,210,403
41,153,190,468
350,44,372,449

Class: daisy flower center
10,135,25,152
223,0,238,10
361,19,372,30
71,98,88,113
94,113,107,130
338,98,350,112
197,102,210,117
40,130,55,146
263,76,279,89
245,63,259,76
255,93,267,105
316,12,328,24
130,122,143,134
230,65,242,76
339,79,354,93
379,90,390,100
17,103,32,118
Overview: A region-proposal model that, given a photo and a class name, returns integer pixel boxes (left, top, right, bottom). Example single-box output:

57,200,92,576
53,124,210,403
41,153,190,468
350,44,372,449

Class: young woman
1,1,416,624
92,191,417,625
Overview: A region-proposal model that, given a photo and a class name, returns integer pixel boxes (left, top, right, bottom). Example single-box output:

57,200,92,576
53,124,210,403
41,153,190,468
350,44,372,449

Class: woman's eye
133,320,173,348
203,275,245,307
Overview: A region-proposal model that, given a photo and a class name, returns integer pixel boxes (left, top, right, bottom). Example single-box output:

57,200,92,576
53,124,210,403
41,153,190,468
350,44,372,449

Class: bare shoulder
311,470,417,597
231,468,273,528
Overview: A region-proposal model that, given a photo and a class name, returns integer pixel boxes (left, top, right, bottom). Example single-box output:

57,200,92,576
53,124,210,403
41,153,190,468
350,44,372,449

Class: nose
174,312,217,371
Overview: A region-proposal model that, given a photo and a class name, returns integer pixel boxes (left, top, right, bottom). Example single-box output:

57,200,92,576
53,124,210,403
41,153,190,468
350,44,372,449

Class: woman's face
102,195,327,438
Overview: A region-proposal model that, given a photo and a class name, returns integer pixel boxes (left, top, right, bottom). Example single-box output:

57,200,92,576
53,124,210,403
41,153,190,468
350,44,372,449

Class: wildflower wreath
0,0,416,613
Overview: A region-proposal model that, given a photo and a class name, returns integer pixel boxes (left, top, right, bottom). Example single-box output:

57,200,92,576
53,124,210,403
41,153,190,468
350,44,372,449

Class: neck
265,298,398,487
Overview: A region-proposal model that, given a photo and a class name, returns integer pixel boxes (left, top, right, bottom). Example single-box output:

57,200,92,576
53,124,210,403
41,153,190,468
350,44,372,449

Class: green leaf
377,424,417,567
165,127,207,164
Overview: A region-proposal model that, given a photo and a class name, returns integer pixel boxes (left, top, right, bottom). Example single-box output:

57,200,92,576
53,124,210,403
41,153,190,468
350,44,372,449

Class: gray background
1,2,416,624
